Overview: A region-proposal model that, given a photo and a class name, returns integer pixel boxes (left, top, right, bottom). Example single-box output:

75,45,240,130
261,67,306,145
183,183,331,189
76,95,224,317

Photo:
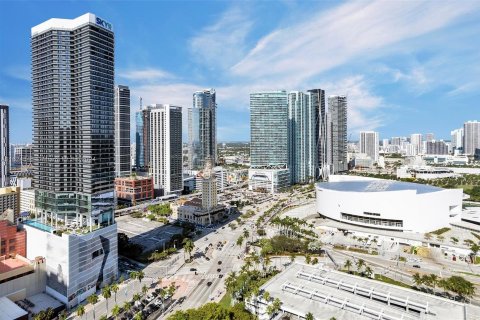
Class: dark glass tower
32,13,115,225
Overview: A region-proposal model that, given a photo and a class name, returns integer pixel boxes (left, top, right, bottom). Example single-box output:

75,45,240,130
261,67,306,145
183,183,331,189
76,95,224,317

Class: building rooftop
255,263,476,320
0,297,28,320
317,178,443,194
0,256,29,273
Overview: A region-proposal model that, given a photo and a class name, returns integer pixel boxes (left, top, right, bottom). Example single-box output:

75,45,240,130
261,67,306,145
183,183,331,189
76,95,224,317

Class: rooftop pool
22,220,54,233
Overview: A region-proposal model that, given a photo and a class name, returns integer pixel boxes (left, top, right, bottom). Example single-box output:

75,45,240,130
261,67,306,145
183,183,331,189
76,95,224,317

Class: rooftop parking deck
249,263,479,320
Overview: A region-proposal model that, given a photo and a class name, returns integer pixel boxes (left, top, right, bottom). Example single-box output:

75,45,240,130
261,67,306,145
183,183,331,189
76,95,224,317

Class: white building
410,133,422,155
396,166,458,180
149,105,183,195
22,222,118,308
316,175,463,233
463,121,480,156
359,131,379,163
450,128,463,151
248,168,290,194
20,188,35,214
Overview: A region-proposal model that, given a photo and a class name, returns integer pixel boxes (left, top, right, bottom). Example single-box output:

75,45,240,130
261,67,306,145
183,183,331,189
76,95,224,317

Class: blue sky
1,1,480,143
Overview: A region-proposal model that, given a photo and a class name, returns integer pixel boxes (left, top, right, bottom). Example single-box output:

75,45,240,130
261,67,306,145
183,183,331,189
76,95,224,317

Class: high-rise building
308,89,327,179
201,157,217,210
288,91,320,184
426,140,448,155
250,91,289,168
463,121,480,156
31,13,117,307
135,106,151,171
359,131,379,162
0,105,9,187
149,105,183,194
382,138,389,148
130,143,136,168
328,96,348,173
410,133,423,155
188,89,217,170
425,133,434,142
10,144,33,169
451,128,463,151
114,85,131,177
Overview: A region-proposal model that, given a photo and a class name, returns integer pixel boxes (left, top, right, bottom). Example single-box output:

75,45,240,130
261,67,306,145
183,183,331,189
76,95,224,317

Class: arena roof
317,179,443,194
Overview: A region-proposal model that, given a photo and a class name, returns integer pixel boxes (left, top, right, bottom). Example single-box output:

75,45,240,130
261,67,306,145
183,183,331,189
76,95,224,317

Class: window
341,213,403,228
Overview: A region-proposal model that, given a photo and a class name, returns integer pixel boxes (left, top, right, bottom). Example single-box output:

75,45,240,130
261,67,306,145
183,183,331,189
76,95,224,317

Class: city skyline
2,1,480,143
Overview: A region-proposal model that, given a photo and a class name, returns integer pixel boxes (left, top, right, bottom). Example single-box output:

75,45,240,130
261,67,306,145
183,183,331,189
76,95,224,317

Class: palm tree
344,259,352,272
134,312,144,320
243,229,250,241
111,282,119,303
236,236,244,247
142,284,149,296
290,253,296,264
305,312,314,320
438,278,450,293
76,305,86,320
225,272,237,292
167,282,176,297
263,290,270,302
111,305,121,320
99,316,107,320
183,238,195,262
305,254,312,264
364,266,373,278
264,256,272,272
102,285,112,314
356,259,365,273
133,293,142,303
412,273,423,287
123,301,132,317
87,294,99,320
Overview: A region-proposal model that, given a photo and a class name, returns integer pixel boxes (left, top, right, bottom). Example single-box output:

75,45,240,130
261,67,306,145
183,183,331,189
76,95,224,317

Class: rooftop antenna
140,97,143,110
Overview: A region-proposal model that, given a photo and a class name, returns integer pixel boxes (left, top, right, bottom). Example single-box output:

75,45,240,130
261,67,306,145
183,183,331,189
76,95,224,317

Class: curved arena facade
316,175,463,233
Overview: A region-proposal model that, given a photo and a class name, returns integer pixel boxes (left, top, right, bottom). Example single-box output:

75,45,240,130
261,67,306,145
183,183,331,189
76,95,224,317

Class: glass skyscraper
188,89,217,170
115,85,131,177
250,91,288,168
327,95,348,173
288,90,323,184
32,13,115,225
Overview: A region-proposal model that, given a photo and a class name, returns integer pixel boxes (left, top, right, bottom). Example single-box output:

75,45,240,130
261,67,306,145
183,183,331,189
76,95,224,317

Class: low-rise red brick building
115,176,154,206
0,220,26,257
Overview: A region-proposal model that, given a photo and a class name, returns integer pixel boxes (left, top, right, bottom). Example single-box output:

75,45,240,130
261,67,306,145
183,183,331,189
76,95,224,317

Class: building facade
359,131,379,163
10,144,33,170
327,96,348,173
188,89,217,170
464,121,480,156
114,176,154,206
316,175,462,233
250,91,289,168
149,105,183,194
410,133,422,155
0,187,20,223
32,13,116,227
114,85,131,177
0,105,9,188
31,13,117,307
288,91,320,184
0,220,26,257
451,128,463,152
426,140,448,155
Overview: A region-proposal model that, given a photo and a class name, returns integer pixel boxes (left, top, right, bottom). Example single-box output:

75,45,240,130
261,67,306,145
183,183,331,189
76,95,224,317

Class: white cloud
189,6,253,70
3,65,30,81
232,1,479,83
118,68,173,81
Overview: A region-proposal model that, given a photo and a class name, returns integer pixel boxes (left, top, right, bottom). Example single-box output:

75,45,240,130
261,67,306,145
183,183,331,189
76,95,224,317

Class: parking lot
116,215,184,253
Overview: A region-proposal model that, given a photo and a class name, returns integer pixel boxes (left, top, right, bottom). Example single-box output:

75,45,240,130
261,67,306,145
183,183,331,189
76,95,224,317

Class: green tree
305,312,314,320
102,285,112,314
183,238,195,262
123,301,132,316
87,294,99,320
133,293,142,302
111,282,119,303
142,284,149,296
412,273,423,287
99,316,107,320
364,266,373,278
111,305,121,320
344,259,352,272
134,312,144,320
356,259,365,273
76,305,85,320
236,236,244,247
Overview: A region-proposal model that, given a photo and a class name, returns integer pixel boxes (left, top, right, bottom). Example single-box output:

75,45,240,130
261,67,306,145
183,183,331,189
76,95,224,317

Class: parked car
413,265,421,268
